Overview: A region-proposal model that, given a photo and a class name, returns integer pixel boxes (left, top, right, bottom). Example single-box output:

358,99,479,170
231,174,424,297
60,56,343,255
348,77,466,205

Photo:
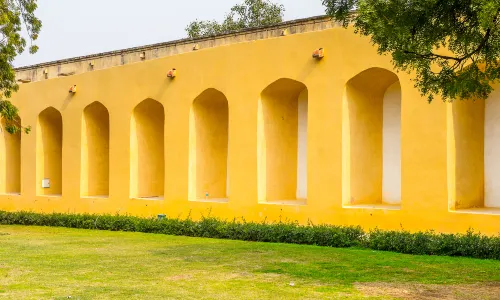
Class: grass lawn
0,226,499,299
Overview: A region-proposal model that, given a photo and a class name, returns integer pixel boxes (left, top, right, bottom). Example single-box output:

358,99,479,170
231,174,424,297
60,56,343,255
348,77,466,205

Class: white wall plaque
42,178,50,189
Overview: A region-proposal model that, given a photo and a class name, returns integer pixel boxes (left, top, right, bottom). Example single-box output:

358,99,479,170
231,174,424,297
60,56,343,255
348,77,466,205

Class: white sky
14,0,326,67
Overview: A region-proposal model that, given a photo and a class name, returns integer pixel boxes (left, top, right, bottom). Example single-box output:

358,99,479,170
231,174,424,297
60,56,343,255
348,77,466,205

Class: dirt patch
165,274,193,281
165,272,248,281
355,282,500,300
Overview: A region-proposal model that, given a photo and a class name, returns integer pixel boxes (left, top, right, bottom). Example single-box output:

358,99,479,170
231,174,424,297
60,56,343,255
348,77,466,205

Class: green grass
0,226,499,299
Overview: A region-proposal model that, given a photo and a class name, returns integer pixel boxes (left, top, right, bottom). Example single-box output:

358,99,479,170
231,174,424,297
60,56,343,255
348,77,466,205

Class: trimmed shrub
0,211,498,260
366,229,500,259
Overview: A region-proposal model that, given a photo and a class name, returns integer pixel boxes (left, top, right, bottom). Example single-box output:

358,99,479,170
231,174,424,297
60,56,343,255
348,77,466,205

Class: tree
0,0,41,134
323,0,500,103
186,0,285,39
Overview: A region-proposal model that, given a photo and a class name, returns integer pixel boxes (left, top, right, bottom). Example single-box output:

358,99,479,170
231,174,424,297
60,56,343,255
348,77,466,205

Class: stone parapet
14,15,334,84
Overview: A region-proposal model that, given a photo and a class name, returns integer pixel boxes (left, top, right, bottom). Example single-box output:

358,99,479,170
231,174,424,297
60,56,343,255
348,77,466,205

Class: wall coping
15,15,332,72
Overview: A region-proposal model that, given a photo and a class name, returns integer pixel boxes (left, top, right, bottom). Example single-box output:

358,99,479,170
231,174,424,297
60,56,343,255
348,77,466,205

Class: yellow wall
0,119,21,194
1,25,499,235
189,89,229,200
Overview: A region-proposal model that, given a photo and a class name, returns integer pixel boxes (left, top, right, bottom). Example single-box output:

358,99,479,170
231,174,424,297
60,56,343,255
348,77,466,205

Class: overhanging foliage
323,0,500,102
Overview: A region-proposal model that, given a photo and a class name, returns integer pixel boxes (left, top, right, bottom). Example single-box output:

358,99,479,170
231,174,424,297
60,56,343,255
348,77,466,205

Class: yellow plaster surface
0,22,498,235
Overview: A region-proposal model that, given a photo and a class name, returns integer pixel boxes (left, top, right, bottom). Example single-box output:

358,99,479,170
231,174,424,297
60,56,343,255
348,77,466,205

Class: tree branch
402,50,461,61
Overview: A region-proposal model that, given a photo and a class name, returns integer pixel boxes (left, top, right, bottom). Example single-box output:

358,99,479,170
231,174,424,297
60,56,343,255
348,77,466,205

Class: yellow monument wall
1,17,499,235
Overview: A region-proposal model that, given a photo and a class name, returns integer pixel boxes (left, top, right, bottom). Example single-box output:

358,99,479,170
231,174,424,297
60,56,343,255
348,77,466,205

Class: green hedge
0,210,499,260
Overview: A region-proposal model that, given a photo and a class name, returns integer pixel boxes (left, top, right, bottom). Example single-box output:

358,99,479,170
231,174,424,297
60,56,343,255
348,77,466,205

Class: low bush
0,210,498,260
367,229,500,259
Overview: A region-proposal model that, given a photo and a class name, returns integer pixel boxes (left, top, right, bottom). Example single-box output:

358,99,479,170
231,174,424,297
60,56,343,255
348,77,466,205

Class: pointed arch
81,101,109,197
257,78,308,202
342,67,401,206
0,117,21,194
130,99,164,199
37,107,63,196
189,88,229,201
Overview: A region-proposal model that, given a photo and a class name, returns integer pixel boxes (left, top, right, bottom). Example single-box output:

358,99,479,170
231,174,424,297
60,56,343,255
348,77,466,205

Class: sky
14,0,326,67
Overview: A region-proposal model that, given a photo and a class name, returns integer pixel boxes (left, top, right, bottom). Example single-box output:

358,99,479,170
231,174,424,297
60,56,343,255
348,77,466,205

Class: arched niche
342,67,401,206
189,88,229,201
257,78,308,203
0,117,21,195
450,84,500,211
37,107,63,196
81,102,110,197
484,88,500,209
130,99,165,199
